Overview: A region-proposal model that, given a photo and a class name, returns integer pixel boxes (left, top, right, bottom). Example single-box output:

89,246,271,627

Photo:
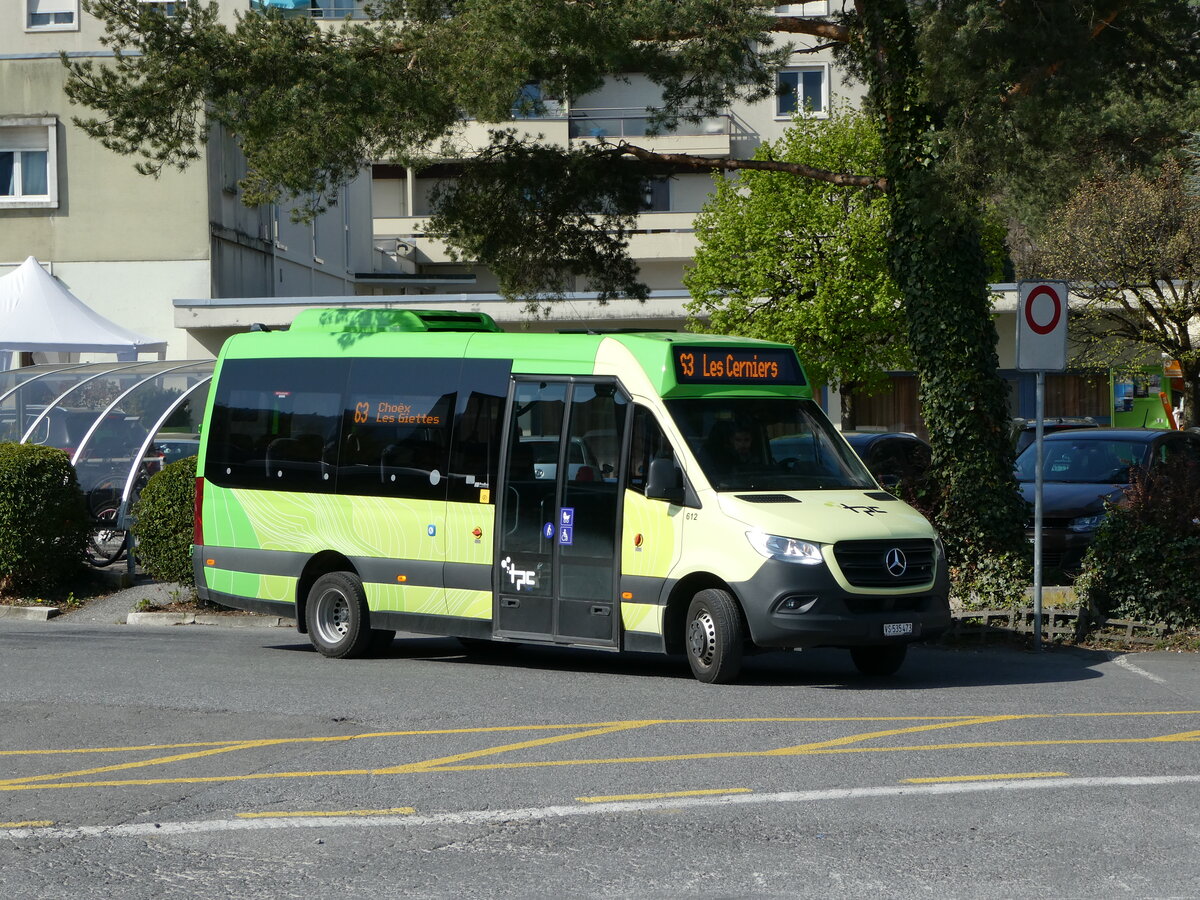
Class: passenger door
495,378,627,646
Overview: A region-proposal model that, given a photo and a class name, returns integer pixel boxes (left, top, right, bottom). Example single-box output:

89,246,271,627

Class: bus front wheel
849,643,908,677
685,589,744,684
306,572,373,659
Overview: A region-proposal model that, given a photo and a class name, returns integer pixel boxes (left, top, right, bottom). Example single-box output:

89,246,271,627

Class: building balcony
568,111,731,157
374,211,699,266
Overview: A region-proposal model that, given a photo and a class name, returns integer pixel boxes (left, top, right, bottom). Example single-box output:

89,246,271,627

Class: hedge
0,443,89,595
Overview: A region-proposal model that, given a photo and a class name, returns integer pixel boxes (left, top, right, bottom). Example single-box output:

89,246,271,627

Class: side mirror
645,457,684,504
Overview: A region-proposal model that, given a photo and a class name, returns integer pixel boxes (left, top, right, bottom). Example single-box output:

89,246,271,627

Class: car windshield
1014,437,1148,484
665,397,874,492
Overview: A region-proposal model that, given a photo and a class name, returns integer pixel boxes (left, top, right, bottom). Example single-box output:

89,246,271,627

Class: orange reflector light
621,592,633,600
206,559,215,566
396,575,407,583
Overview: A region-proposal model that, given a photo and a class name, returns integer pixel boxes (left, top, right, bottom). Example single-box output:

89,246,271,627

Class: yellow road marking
768,715,1030,754
578,788,751,803
3,713,1198,793
0,739,290,788
0,820,53,827
5,712,1199,759
1150,730,1200,742
903,772,1069,784
376,722,655,774
237,807,414,818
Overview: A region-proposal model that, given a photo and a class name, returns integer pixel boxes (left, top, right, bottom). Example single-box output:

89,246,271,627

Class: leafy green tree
65,0,1200,603
684,106,907,428
1030,158,1200,427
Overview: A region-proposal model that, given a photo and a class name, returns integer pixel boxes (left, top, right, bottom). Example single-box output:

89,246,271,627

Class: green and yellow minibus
193,308,949,683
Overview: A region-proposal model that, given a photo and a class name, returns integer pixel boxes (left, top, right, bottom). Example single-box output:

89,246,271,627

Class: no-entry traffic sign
1016,281,1068,371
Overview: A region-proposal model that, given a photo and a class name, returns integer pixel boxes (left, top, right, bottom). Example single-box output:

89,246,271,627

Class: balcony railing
248,0,371,19
568,110,730,141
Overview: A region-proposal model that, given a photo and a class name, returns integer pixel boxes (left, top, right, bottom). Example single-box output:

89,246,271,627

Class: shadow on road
263,634,1112,689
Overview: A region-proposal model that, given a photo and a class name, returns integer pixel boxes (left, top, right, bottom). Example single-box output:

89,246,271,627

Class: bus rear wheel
685,589,744,684
850,643,908,677
306,572,373,659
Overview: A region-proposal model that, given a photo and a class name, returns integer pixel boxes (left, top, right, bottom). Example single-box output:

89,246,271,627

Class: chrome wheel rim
313,589,351,645
688,609,717,667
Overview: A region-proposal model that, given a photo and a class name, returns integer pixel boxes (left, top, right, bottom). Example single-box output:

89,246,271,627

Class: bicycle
84,457,158,567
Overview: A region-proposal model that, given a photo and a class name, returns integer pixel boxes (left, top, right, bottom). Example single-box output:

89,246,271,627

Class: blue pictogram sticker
543,522,555,540
559,526,574,545
560,507,574,526
427,524,436,537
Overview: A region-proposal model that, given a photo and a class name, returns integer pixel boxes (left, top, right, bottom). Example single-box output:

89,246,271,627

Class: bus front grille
832,539,935,588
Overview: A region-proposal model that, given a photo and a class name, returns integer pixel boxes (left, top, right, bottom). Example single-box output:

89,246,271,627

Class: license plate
883,622,913,637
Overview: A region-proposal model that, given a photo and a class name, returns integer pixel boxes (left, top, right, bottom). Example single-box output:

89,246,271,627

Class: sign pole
1016,280,1068,652
1033,370,1044,650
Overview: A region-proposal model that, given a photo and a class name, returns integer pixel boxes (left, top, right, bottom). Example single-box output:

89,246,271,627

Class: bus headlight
746,532,824,565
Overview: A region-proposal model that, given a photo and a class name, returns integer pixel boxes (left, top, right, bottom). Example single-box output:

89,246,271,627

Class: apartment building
1,0,374,361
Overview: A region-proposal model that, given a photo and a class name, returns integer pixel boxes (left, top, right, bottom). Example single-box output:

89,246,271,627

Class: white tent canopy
0,257,167,369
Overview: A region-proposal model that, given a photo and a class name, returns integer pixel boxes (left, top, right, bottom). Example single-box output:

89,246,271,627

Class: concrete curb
0,606,61,621
125,611,295,628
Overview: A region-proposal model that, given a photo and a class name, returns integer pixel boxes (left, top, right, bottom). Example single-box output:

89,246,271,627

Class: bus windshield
665,397,875,492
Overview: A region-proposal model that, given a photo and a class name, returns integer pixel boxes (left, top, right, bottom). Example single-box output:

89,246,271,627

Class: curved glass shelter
2,360,214,524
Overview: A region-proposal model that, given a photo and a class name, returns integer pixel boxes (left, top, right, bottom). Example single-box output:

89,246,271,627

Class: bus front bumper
732,559,951,650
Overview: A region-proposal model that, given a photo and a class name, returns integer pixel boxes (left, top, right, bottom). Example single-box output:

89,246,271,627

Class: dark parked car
1010,416,1099,455
840,431,932,488
1013,427,1200,573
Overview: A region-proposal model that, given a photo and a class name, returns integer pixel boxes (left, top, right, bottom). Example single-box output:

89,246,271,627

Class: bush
1075,462,1200,629
0,443,89,596
900,473,1032,609
132,455,196,585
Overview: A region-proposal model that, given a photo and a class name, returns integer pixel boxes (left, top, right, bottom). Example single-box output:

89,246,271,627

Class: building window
26,0,77,29
643,177,670,212
776,67,827,118
0,118,58,209
139,0,186,16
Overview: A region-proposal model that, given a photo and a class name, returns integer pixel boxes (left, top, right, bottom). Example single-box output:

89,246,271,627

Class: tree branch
770,16,851,43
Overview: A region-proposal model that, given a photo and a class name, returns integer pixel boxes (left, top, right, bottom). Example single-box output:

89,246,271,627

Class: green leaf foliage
684,105,908,396
0,444,89,596
1075,463,1200,630
131,455,197,586
1029,157,1200,427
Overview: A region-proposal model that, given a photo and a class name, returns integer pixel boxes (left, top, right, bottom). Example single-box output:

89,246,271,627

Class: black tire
305,572,373,659
685,589,745,684
87,505,128,567
850,643,908,677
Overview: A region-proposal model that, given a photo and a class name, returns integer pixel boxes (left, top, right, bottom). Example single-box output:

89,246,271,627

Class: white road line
1113,654,1167,685
6,775,1200,841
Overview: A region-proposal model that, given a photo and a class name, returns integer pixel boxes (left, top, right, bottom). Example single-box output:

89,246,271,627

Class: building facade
2,0,374,361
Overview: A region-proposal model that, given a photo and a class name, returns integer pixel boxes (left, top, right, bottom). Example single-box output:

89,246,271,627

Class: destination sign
352,400,442,426
672,347,805,386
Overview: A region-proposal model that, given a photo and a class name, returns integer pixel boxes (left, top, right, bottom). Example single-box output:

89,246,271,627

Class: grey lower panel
197,545,310,577
623,631,666,654
194,545,489,592
370,610,494,640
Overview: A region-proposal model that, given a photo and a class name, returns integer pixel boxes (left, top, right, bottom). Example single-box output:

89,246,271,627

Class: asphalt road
2,610,1198,899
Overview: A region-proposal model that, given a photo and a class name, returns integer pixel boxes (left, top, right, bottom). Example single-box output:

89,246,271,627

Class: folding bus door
495,378,627,646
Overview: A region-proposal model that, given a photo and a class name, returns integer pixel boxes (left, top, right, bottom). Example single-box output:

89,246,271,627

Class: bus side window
628,406,671,495
206,358,344,492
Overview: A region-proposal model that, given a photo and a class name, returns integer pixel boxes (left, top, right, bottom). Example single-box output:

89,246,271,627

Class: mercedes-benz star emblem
885,548,907,577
